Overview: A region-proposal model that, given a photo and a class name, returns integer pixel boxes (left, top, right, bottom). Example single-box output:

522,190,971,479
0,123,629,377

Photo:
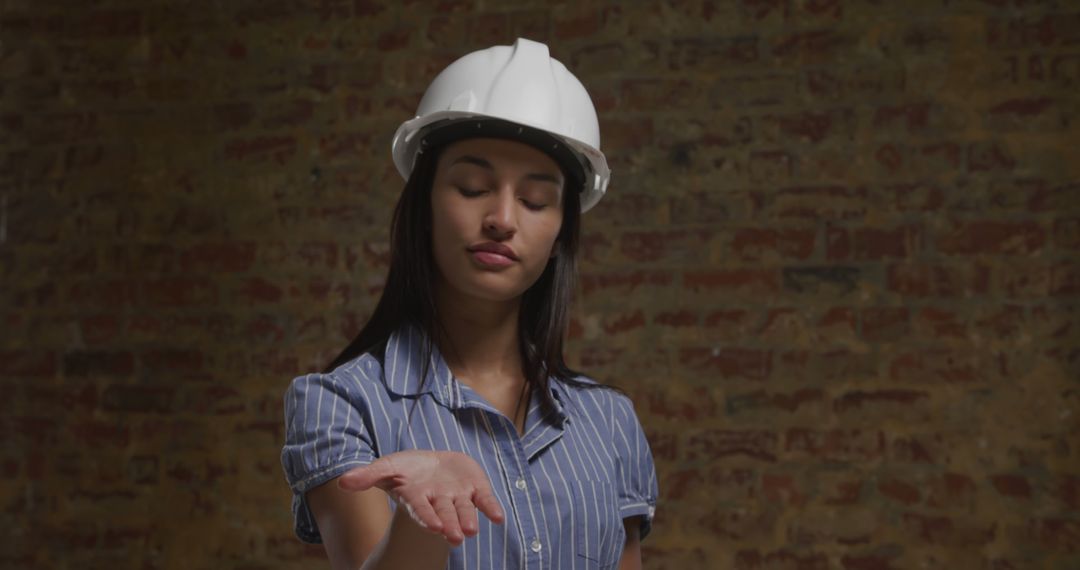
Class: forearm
360,506,451,570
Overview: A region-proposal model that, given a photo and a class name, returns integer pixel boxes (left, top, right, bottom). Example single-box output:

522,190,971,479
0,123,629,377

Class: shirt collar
382,323,458,407
382,323,570,423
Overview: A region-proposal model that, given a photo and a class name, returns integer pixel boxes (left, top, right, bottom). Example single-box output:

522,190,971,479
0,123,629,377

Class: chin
450,272,538,303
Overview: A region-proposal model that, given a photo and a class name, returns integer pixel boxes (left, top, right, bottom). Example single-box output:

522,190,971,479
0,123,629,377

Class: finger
338,459,395,492
398,491,444,533
455,496,480,537
432,494,464,545
472,486,505,525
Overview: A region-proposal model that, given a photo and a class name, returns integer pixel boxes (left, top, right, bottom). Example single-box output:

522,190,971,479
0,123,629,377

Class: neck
432,281,524,390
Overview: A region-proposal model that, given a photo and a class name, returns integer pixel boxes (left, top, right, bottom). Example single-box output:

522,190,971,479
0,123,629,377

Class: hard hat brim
393,111,609,213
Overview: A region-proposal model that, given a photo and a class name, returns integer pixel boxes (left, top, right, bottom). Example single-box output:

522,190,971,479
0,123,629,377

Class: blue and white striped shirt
281,324,659,569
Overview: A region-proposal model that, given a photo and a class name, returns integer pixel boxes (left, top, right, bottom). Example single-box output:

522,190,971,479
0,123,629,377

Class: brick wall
2,1,1077,568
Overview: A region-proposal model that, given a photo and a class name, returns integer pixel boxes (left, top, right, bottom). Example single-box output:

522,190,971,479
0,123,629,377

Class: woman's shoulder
285,351,387,399
554,374,640,420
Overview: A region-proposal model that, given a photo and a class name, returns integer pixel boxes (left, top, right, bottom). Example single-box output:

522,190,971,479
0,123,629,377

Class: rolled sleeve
280,371,375,543
611,393,660,540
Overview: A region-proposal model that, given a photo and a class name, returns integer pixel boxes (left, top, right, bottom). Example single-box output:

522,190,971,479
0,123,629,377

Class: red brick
1027,517,1080,552
770,29,852,62
818,473,864,506
901,512,995,547
618,229,713,263
0,351,57,377
887,263,991,297
986,13,1080,49
63,351,134,377
739,0,790,22
764,108,853,144
178,242,256,273
685,269,781,294
878,477,921,506
142,349,204,374
738,548,829,570
839,552,901,570
784,428,886,461
967,142,1017,173
775,349,876,383
727,388,825,415
101,384,175,413
827,224,920,261
833,389,929,415
600,117,655,153
913,307,967,340
652,309,697,328
223,135,297,164
890,433,946,464
860,307,910,341
926,472,977,510
732,227,816,262
69,419,130,447
973,305,1026,340
934,220,1045,255
142,277,217,307
1000,261,1080,297
318,131,375,163
787,510,877,547
237,277,284,304
681,347,772,381
25,383,97,413
887,348,982,384
687,429,779,462
817,307,856,335
761,185,868,220
620,78,695,111
580,270,674,296
755,307,804,339
591,192,665,226
873,102,932,132
749,150,794,183
640,386,718,422
991,474,1033,498
1052,216,1080,250
1028,181,1079,213
67,279,138,307
668,36,760,70
761,473,808,507
376,27,411,51
552,9,604,40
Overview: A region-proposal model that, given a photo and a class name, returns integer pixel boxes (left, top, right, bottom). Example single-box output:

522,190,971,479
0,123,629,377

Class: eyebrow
450,154,563,186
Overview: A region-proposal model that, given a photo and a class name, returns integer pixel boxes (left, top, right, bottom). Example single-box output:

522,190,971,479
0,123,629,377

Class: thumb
338,459,396,492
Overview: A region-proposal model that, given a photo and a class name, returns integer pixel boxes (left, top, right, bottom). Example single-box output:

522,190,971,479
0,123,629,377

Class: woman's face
430,137,565,304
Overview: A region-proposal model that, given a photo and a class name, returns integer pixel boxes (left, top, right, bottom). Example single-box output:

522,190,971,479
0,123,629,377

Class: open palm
338,450,505,546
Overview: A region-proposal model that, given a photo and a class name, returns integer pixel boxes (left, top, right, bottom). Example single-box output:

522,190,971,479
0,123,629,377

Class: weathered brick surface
2,0,1078,568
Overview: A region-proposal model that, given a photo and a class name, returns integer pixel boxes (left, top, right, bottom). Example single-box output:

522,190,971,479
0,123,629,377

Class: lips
467,242,519,267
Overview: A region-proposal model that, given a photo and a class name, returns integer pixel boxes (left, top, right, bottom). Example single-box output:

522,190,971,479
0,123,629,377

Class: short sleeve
611,393,660,540
280,371,376,543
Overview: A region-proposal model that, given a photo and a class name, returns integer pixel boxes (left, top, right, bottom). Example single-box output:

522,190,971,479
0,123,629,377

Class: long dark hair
322,138,600,415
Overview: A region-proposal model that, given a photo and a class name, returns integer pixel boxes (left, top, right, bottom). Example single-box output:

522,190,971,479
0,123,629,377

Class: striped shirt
280,324,659,569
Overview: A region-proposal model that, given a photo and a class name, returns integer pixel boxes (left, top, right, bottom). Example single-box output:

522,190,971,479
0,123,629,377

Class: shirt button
515,478,527,491
530,538,542,553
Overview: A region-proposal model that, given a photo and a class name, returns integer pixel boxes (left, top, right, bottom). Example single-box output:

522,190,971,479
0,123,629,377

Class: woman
281,38,658,569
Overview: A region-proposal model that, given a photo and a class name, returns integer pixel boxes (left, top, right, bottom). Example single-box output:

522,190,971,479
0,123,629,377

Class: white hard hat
391,37,610,213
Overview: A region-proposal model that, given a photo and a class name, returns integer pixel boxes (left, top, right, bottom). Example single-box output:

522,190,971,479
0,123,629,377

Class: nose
482,188,517,239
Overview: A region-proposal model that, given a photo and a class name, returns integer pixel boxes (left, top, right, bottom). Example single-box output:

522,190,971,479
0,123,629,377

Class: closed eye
521,199,547,212
456,186,486,198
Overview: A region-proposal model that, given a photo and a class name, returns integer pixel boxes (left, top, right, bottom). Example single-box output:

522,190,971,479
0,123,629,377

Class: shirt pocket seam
571,479,623,569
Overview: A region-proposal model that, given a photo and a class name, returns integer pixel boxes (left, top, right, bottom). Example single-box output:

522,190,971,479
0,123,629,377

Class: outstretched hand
338,450,505,546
